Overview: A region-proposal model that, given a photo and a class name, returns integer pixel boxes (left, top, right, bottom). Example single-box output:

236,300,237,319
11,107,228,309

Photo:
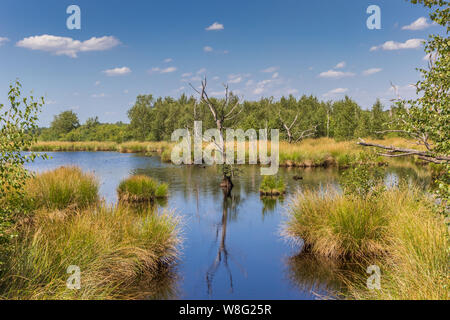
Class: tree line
39,93,398,143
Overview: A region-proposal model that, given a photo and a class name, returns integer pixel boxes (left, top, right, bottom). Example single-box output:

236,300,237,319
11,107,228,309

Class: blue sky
0,0,440,126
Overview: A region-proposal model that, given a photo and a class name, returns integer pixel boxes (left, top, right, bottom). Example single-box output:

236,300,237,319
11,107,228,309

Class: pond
26,152,431,300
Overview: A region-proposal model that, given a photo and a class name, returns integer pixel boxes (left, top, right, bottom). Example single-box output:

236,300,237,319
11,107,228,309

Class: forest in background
38,94,396,143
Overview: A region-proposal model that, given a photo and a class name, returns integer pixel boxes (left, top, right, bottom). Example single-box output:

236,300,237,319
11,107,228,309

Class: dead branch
357,139,450,164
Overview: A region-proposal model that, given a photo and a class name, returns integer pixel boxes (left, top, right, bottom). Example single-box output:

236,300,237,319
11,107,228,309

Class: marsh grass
0,205,181,299
118,175,169,203
283,186,449,299
25,166,99,210
30,138,422,168
259,176,286,196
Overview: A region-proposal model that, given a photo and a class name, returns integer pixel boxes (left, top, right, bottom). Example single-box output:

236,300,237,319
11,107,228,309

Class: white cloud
402,17,431,31
253,79,273,95
181,72,192,77
151,66,177,74
91,93,107,98
261,66,279,73
16,34,120,58
423,52,438,61
228,76,242,84
0,37,10,46
123,89,129,94
334,61,346,69
370,38,424,51
205,22,224,31
203,46,213,52
103,66,131,76
272,72,279,79
164,58,173,63
95,81,101,86
323,88,348,97
196,68,207,75
363,68,382,76
318,70,355,79
212,76,220,80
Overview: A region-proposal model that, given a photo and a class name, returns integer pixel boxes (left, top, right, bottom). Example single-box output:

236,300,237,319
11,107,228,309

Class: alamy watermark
66,265,81,290
171,121,279,175
366,265,381,290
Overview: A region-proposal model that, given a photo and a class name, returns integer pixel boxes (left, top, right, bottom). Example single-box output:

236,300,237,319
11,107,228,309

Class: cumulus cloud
181,72,192,77
203,46,213,52
318,70,355,79
370,38,424,51
323,88,348,97
261,66,279,73
205,22,224,31
16,34,120,58
363,68,382,76
228,75,242,84
334,61,346,69
402,17,431,31
253,79,273,95
0,37,10,46
164,58,173,63
272,72,279,79
151,66,177,74
196,68,207,75
103,67,131,76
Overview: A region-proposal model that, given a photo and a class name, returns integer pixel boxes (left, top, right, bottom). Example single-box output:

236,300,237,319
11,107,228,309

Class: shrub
25,167,98,210
259,176,286,196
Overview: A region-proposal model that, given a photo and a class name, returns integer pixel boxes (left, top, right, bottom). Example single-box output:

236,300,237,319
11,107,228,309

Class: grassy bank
283,187,449,299
30,138,423,168
0,167,181,300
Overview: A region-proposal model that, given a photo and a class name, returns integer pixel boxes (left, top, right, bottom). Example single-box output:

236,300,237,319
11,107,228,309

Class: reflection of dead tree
278,111,317,143
206,194,245,295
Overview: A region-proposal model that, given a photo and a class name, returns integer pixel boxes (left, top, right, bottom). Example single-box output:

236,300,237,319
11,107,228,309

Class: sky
0,0,441,126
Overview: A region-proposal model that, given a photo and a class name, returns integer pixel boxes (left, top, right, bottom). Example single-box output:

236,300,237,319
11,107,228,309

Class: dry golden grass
283,186,449,300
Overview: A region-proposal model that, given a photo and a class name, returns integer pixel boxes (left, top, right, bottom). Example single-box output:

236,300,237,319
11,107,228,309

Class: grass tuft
25,166,99,210
118,175,169,203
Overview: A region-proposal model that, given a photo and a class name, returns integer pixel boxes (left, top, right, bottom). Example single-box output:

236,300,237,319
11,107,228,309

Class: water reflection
26,152,432,299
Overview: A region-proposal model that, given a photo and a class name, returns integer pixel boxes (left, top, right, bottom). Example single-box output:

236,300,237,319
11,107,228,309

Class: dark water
26,152,431,300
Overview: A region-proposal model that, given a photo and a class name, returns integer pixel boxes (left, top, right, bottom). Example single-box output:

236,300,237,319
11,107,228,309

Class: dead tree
190,78,243,193
357,139,450,164
278,111,317,143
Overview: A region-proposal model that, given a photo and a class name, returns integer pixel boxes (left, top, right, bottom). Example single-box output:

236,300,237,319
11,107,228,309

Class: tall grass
118,175,169,202
25,166,99,210
283,186,449,299
259,176,286,196
0,205,181,299
30,138,423,168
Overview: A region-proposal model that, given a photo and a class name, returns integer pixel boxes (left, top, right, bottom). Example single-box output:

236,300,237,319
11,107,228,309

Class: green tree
0,80,47,269
332,96,360,140
50,110,80,138
127,95,154,141
370,99,386,139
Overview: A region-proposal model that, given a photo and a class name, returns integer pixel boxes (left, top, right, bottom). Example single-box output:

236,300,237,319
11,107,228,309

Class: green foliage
25,166,99,210
118,175,169,202
396,0,450,213
49,110,80,139
0,80,47,269
259,176,286,195
340,164,385,198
